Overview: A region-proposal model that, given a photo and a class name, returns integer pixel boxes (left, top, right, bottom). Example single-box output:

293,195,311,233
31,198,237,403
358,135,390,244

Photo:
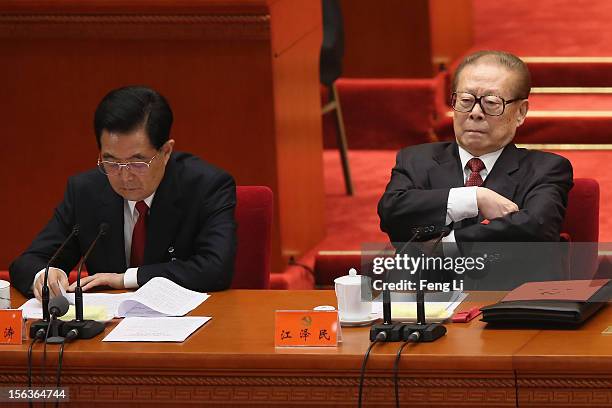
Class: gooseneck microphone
41,225,79,321
370,231,421,341
75,222,108,321
61,223,109,339
30,225,79,339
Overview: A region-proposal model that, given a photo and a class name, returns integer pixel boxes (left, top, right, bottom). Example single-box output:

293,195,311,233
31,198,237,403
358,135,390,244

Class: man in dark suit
10,86,236,299
378,50,573,246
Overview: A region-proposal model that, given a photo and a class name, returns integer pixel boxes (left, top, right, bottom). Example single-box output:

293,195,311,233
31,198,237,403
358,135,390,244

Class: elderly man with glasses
10,86,237,299
378,50,573,247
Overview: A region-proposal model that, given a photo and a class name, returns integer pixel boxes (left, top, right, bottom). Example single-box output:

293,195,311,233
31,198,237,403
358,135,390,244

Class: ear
162,139,175,165
516,100,529,127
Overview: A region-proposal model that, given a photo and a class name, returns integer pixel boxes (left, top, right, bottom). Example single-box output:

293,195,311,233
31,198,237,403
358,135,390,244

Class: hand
33,267,68,301
476,187,519,220
68,273,125,292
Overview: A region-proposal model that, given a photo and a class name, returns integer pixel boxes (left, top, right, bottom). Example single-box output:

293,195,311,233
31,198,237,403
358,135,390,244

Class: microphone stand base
401,323,447,342
370,322,404,342
61,320,105,339
30,319,64,339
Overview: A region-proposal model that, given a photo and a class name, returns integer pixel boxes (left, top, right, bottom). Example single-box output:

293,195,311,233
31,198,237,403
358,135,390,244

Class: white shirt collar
457,144,505,175
127,192,155,217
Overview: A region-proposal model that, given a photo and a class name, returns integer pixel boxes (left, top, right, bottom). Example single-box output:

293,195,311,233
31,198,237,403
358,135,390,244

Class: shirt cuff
123,268,139,289
446,187,478,224
32,267,67,291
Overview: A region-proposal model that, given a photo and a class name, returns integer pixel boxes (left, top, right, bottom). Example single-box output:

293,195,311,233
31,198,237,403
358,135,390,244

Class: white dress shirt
442,145,504,244
34,192,155,290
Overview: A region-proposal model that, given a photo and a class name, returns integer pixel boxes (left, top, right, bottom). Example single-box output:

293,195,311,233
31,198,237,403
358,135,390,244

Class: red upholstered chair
561,178,599,243
560,178,600,279
232,186,273,289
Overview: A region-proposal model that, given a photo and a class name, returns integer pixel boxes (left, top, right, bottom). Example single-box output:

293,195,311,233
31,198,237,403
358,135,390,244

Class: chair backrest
232,186,273,289
561,178,599,242
561,178,599,279
320,0,344,86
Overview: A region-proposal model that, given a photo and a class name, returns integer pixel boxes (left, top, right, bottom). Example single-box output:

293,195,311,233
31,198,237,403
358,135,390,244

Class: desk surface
2,288,611,407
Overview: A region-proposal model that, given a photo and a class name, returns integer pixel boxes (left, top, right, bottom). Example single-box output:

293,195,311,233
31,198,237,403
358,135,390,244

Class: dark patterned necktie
130,200,149,267
465,158,485,187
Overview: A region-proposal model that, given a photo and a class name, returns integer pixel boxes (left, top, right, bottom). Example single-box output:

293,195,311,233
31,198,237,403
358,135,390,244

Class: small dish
340,314,381,327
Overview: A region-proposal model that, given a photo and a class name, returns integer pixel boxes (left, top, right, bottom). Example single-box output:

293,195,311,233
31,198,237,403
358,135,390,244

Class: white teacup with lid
334,268,371,321
0,280,9,309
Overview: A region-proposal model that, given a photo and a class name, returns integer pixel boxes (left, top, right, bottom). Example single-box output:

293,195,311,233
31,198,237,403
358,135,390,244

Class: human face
453,62,529,156
99,128,174,201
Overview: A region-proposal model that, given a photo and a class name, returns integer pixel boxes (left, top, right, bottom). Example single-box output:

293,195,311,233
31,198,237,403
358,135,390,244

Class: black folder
481,279,612,326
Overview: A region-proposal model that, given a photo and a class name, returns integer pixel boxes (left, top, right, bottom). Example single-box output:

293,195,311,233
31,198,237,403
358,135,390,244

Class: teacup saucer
340,314,380,327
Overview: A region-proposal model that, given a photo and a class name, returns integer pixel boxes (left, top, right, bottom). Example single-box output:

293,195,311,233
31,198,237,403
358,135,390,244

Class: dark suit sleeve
137,172,237,292
455,155,573,242
378,151,451,242
9,178,82,297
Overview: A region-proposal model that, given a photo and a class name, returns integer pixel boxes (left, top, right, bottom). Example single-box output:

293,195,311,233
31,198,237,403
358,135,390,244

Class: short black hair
94,86,173,150
452,50,531,99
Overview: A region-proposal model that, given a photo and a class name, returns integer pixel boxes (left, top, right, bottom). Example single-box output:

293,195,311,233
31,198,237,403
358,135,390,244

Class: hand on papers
34,267,68,301
68,273,125,292
476,187,519,220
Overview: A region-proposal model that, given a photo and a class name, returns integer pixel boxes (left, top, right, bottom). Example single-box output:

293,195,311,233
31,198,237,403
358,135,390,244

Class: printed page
102,316,211,342
19,277,209,319
117,277,209,317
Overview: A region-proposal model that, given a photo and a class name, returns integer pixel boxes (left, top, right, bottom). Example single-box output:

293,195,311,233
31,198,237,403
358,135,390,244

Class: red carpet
322,149,612,250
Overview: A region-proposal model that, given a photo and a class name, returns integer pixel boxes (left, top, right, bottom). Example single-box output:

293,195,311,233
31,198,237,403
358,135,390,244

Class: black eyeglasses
451,92,523,116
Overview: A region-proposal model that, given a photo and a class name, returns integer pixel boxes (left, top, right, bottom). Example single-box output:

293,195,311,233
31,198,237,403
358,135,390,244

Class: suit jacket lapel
430,142,464,189
145,157,182,264
482,144,520,200
97,179,127,270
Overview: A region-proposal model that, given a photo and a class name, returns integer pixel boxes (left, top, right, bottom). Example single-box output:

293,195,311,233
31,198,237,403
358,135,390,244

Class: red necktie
465,158,485,187
130,201,149,267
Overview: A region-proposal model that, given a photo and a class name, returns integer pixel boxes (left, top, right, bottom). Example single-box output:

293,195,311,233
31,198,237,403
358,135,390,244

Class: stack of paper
102,317,211,342
19,277,213,343
19,277,209,319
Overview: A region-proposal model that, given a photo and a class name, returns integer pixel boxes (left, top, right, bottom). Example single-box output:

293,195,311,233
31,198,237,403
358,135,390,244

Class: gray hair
452,50,531,99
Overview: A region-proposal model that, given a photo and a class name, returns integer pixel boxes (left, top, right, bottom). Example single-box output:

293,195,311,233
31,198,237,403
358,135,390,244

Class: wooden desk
1,288,611,407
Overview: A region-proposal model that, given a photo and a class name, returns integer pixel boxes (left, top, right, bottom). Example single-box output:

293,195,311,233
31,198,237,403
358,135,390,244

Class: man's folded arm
9,178,81,296
455,158,573,242
136,173,237,292
378,153,453,242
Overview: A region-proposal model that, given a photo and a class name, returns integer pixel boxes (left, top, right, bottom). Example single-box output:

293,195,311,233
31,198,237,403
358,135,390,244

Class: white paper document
20,277,209,319
102,316,211,342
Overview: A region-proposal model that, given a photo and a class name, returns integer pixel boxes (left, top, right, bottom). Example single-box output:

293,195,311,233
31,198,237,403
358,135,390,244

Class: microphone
61,223,109,339
370,231,421,342
41,225,79,322
45,295,70,344
30,225,79,339
400,231,447,342
370,229,449,343
48,295,69,318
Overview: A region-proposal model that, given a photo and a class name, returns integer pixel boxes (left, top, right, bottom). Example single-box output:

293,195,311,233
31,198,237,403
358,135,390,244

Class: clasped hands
33,268,125,301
